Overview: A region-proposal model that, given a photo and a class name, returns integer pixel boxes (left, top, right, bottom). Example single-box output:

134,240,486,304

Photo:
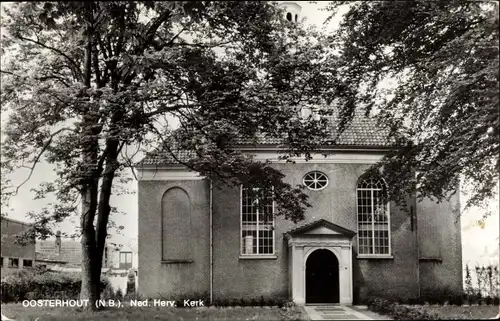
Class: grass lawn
1,304,309,321
424,305,499,319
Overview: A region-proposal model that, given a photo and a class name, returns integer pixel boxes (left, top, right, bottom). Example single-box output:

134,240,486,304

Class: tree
465,263,473,296
323,1,499,209
1,1,347,308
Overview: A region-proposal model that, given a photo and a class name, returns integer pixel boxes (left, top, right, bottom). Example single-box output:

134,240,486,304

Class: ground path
303,305,391,320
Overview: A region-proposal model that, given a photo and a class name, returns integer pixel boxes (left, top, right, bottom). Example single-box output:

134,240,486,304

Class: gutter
209,179,213,305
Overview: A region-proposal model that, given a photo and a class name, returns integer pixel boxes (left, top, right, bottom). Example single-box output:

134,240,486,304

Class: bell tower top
278,1,302,23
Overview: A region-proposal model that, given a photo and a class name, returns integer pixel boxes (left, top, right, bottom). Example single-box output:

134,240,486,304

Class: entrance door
306,249,339,303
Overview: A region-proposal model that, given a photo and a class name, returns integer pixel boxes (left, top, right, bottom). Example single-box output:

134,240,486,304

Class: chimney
55,230,62,257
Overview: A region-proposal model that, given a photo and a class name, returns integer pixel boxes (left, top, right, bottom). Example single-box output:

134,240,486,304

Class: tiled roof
139,113,392,166
140,149,195,166
235,115,390,146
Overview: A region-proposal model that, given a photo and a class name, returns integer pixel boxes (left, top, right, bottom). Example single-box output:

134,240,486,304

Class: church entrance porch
285,219,356,305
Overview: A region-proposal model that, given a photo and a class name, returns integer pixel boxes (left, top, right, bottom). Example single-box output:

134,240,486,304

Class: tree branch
1,70,72,88
12,128,75,196
143,103,199,118
120,143,142,181
16,35,83,82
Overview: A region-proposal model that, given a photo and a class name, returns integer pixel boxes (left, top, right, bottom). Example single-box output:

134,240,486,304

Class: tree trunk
80,3,101,310
80,228,100,309
80,182,101,310
95,142,119,267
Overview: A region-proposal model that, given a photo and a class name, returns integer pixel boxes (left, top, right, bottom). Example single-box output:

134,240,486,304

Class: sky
1,1,498,271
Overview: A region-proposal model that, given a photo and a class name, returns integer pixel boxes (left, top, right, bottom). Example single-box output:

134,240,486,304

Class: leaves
1,1,350,240
324,1,499,210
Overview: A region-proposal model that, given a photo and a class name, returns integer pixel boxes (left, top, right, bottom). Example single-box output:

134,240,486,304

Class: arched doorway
305,249,339,303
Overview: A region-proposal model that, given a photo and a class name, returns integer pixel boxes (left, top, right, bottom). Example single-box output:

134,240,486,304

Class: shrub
474,264,499,298
126,271,135,296
198,296,285,307
369,297,387,313
169,292,209,307
219,298,230,307
466,292,481,305
276,298,289,308
408,297,425,305
367,297,442,320
101,282,115,300
115,288,123,300
449,293,465,306
420,287,465,306
1,269,109,303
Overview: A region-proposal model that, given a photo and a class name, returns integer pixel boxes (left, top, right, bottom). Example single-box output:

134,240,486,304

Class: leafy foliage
325,1,499,209
0,1,350,304
0,268,109,303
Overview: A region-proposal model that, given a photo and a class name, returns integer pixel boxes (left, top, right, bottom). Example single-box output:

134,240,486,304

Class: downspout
209,179,213,305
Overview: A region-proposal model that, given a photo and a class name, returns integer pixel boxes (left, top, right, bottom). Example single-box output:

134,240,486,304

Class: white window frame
240,185,275,258
356,177,392,258
303,171,329,191
120,252,132,264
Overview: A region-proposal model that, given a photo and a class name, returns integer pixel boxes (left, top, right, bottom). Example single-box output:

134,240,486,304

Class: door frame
286,239,353,305
303,245,351,304
305,248,340,303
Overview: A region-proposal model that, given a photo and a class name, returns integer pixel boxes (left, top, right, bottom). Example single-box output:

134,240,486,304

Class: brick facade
1,217,36,269
138,157,463,303
138,179,211,298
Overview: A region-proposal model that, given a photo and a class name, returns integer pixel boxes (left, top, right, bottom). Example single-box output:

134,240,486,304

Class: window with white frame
241,186,274,255
303,171,329,191
120,252,132,264
357,176,390,255
8,258,19,268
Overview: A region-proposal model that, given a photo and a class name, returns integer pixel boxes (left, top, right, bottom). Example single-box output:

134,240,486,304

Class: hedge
1,268,109,303
367,297,445,320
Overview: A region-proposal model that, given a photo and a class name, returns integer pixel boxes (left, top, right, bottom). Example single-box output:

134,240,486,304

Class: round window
303,171,329,191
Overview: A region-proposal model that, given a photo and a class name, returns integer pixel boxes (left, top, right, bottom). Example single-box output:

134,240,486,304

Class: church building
136,1,462,305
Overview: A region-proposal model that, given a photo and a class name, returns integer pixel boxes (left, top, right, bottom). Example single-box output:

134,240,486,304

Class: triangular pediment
286,219,356,238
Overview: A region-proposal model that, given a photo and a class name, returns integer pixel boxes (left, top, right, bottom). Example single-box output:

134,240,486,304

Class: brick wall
138,161,462,302
418,191,463,294
1,217,36,268
138,179,210,298
211,162,420,302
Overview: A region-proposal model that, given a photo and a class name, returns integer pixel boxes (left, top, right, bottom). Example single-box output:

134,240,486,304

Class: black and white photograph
0,1,499,320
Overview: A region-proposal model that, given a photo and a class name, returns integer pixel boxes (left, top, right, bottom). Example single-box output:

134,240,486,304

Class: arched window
295,14,298,22
161,187,192,260
286,12,292,21
356,176,390,255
